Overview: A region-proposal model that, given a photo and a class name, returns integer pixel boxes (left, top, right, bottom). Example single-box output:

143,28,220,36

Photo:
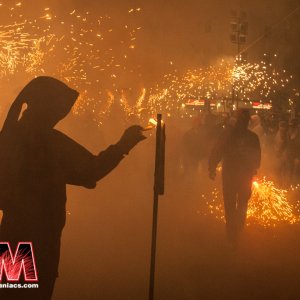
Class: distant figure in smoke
274,121,289,186
0,76,146,299
208,109,261,246
181,112,219,174
249,114,265,146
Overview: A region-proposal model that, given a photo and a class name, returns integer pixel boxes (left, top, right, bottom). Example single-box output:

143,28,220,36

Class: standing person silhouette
208,109,261,247
0,76,146,299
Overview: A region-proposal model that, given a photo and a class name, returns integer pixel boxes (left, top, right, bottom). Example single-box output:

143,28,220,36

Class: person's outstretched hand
117,125,147,154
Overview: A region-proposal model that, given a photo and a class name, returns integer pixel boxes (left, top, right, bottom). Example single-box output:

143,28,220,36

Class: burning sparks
247,178,299,227
200,178,300,228
147,59,292,117
0,3,296,126
0,2,142,124
0,23,53,77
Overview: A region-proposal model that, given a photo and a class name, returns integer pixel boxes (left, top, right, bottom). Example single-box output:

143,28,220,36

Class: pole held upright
149,114,165,300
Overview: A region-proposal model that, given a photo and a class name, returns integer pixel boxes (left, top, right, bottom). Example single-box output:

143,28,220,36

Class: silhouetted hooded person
208,109,261,245
181,113,220,174
0,76,145,299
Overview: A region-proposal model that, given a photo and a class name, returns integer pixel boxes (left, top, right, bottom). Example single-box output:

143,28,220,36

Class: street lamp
230,10,248,109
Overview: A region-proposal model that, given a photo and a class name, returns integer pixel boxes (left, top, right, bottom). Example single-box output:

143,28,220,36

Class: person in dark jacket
208,109,261,245
0,76,146,299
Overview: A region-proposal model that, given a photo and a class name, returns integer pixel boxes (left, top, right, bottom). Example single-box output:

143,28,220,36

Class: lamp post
230,10,248,110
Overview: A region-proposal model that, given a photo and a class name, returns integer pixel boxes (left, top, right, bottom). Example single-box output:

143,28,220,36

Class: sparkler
200,178,300,228
248,178,299,227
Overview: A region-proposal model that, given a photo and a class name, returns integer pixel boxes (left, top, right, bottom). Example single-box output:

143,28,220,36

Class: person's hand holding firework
117,125,147,154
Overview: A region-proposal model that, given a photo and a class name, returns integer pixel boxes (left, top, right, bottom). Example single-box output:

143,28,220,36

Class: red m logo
0,242,38,282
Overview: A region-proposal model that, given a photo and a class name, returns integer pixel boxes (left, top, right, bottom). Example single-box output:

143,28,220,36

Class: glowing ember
148,118,158,127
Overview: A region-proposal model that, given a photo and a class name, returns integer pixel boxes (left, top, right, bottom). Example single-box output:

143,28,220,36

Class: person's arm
61,141,124,189
91,143,126,183
59,126,145,188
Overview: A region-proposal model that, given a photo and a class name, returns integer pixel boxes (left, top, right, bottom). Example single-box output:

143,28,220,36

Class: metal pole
149,191,159,300
149,114,164,300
